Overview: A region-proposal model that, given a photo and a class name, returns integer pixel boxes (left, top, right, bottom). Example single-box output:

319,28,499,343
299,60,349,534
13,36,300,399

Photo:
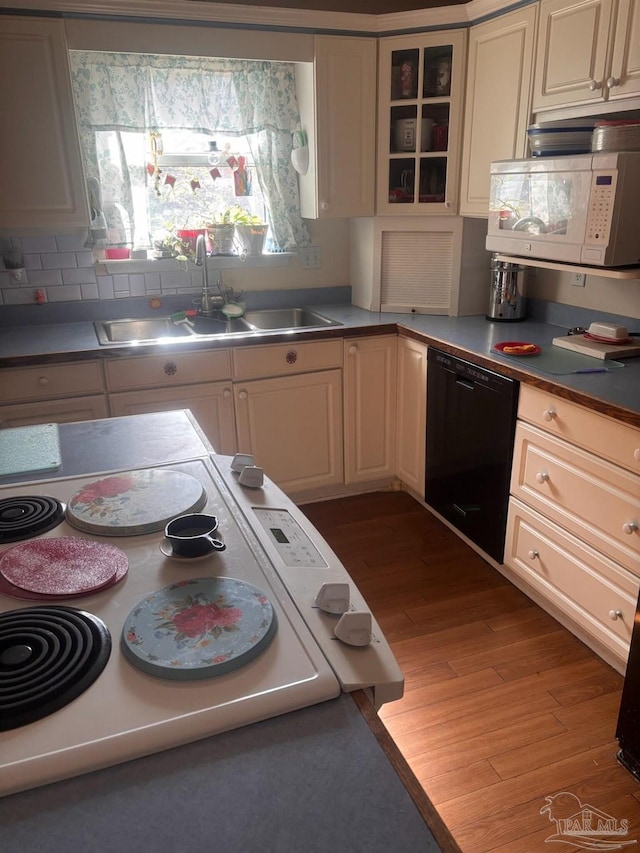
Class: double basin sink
94,308,342,345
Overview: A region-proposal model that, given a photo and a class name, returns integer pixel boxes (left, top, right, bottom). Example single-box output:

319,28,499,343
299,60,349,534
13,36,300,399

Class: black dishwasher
425,348,519,563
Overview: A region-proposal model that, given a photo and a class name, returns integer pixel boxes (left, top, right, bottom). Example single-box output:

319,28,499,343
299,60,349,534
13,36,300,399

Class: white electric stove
0,453,403,798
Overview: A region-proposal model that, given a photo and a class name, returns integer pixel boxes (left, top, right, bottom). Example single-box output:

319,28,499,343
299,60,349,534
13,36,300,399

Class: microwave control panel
585,172,616,245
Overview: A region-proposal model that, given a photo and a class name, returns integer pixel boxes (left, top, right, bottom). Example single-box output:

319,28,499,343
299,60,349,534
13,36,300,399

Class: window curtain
69,51,310,250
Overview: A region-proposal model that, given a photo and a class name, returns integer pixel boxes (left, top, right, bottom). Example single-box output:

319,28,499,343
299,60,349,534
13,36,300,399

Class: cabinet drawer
0,396,109,426
518,384,640,474
505,497,637,664
232,340,343,380
511,422,640,574
105,349,231,391
0,361,104,403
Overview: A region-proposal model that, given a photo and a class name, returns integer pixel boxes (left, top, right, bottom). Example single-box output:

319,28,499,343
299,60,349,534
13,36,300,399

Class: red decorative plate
0,553,128,600
0,537,127,596
493,341,541,356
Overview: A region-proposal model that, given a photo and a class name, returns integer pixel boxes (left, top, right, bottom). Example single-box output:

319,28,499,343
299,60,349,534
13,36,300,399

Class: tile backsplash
0,233,208,305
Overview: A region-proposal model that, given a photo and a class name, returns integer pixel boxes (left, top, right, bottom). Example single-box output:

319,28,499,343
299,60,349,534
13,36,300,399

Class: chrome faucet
195,234,224,316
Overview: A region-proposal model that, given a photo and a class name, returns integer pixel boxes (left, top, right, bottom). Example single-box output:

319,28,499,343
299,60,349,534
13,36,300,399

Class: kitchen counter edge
1,306,639,429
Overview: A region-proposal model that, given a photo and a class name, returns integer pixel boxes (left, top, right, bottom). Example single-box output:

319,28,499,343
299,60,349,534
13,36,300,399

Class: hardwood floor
302,490,640,853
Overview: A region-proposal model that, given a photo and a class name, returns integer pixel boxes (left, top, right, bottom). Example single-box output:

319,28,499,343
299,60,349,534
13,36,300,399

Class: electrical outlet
299,246,322,269
572,273,586,287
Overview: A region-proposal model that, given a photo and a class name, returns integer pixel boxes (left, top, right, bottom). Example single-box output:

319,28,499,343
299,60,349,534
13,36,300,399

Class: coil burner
0,496,65,544
0,606,111,731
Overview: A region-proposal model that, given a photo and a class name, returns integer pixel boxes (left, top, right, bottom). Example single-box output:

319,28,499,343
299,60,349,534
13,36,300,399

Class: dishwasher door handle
455,377,475,391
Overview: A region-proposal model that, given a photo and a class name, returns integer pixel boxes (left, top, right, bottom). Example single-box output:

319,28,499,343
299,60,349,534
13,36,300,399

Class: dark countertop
0,411,455,853
1,303,639,427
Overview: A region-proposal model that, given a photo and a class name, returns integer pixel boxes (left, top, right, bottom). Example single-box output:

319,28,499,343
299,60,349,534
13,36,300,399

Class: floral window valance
69,50,310,251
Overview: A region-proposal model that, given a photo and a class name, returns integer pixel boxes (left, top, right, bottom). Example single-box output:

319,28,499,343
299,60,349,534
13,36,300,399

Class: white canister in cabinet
394,118,417,152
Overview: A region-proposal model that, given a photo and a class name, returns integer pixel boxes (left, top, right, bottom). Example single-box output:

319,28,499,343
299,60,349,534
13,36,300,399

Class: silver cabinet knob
223,388,231,399
609,609,623,621
606,76,621,89
536,472,549,484
528,549,539,560
588,79,602,91
634,448,640,462
622,521,638,535
38,376,49,387
238,390,248,401
543,408,556,421
349,345,357,355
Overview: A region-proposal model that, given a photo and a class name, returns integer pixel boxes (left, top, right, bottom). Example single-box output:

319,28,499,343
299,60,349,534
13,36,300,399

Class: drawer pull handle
286,350,298,365
543,408,556,422
535,472,549,484
588,78,602,91
163,362,178,376
622,521,638,535
609,609,623,621
223,389,231,399
38,376,49,387
238,390,248,401
634,448,640,462
349,345,358,355
528,549,539,560
606,77,621,89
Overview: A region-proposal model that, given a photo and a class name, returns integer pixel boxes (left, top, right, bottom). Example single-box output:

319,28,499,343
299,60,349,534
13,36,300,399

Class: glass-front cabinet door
377,31,467,215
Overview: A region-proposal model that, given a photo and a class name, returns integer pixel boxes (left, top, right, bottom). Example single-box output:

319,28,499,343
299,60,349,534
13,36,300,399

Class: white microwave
486,151,640,267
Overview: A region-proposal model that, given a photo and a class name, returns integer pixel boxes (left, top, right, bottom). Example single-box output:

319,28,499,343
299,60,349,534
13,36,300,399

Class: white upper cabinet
460,5,538,217
608,0,640,101
296,36,376,219
533,0,640,110
376,30,467,216
0,17,89,230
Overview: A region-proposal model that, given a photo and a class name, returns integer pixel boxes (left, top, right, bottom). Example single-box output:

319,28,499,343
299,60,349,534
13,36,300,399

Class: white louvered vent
380,231,453,314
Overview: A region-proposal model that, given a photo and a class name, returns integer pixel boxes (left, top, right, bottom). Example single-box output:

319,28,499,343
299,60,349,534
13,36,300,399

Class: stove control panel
211,455,404,709
252,508,327,568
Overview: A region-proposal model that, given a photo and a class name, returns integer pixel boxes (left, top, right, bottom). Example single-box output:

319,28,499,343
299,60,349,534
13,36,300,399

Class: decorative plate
0,553,128,600
121,577,277,680
0,537,127,596
493,341,541,356
66,469,207,536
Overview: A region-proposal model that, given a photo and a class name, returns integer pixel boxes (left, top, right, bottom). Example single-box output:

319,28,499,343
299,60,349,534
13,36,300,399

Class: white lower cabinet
0,361,108,426
104,349,236,455
505,384,640,671
109,383,236,456
0,396,109,427
395,336,427,497
505,497,638,665
343,336,397,485
233,371,343,494
232,339,344,495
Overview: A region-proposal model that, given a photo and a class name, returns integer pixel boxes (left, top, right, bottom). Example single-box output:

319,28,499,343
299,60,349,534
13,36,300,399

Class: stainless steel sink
240,308,341,330
94,308,340,345
94,318,195,344
94,315,250,345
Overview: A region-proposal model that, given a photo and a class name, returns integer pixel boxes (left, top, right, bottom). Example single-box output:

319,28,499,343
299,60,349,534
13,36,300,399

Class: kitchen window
69,51,310,255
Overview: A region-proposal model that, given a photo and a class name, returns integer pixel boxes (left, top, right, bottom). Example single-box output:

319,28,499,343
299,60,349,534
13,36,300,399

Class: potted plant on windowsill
206,206,268,256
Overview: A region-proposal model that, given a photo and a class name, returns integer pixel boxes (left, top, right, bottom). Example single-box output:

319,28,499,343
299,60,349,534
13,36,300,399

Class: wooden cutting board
552,335,640,360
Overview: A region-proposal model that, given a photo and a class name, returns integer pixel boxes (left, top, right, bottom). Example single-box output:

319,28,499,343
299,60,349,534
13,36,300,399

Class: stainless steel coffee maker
486,255,527,322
